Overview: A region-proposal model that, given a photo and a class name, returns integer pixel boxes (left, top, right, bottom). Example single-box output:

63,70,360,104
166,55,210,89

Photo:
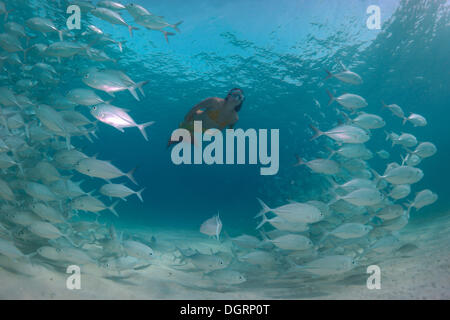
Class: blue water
1,0,450,300
80,0,448,232
6,0,450,231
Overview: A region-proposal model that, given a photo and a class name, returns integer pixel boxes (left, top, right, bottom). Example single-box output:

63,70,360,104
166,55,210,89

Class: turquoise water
76,0,448,230
0,0,449,299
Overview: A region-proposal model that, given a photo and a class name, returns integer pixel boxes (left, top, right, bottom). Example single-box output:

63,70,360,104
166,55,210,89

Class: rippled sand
1,212,449,300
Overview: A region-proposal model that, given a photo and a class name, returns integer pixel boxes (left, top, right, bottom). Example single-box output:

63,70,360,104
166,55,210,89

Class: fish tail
339,110,351,123
370,168,382,185
137,121,154,141
127,87,140,101
108,200,120,217
381,100,388,109
135,80,148,97
327,189,340,206
258,230,272,247
255,198,271,218
256,212,268,230
293,154,304,166
402,116,408,125
325,146,336,159
126,166,139,185
403,201,412,216
324,69,333,80
402,146,414,154
128,25,139,37
400,154,406,166
162,30,175,43
326,89,335,106
318,230,330,246
309,124,323,140
58,29,63,41
171,21,183,33
135,188,145,203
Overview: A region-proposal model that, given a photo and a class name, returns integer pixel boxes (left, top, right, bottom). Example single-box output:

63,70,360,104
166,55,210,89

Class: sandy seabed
0,212,449,300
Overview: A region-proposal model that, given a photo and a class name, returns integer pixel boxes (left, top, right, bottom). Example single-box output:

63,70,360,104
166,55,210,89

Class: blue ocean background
21,0,449,233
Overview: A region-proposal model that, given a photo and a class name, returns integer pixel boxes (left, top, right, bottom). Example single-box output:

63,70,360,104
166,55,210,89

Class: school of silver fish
0,0,439,294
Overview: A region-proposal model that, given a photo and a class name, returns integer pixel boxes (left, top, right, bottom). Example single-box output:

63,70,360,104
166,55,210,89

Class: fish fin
58,29,64,41
322,176,335,189
325,146,336,159
135,188,145,203
112,125,125,133
293,154,304,167
216,211,221,241
162,30,175,43
258,230,272,246
128,25,139,37
402,116,408,125
108,201,120,217
324,69,333,80
402,146,414,154
370,169,382,184
117,41,123,52
128,81,148,101
127,87,140,101
340,111,351,123
400,154,406,166
256,212,269,230
326,89,335,106
309,124,323,141
318,228,331,246
135,80,148,97
65,135,71,150
106,91,115,98
137,121,154,141
405,200,414,215
126,166,139,185
171,21,183,33
255,198,271,218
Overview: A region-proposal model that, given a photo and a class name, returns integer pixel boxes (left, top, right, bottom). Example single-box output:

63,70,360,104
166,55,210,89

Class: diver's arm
184,98,220,121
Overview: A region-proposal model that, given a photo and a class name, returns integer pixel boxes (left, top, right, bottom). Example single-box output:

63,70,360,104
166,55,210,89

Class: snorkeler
167,88,245,147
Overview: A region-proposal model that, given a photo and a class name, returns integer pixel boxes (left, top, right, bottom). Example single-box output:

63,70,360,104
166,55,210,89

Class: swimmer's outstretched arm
184,97,220,121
